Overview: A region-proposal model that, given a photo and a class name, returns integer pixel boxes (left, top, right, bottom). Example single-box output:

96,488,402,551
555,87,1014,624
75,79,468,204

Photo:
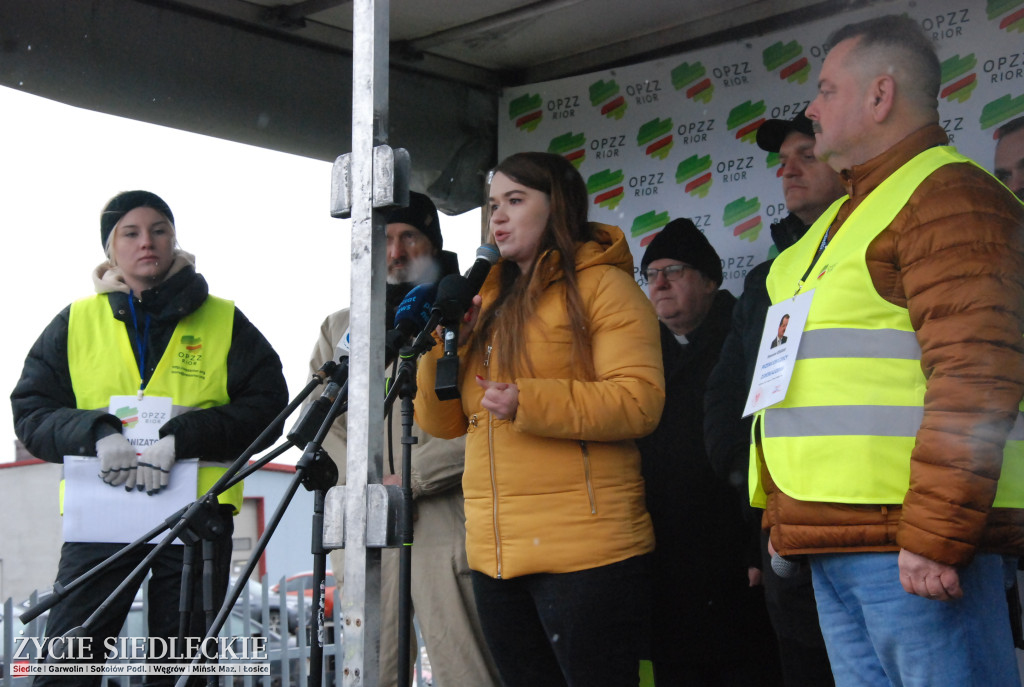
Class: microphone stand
176,366,349,687
379,322,439,687
21,363,336,680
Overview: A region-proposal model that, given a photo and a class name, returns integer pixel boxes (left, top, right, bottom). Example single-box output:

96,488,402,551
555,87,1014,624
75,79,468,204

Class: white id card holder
742,289,814,417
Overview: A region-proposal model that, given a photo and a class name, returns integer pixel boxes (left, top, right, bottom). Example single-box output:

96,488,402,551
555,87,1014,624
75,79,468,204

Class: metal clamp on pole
331,146,411,218
322,483,403,550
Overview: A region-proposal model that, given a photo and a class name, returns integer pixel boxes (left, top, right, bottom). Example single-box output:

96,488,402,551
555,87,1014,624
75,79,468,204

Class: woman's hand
434,295,483,347
475,375,519,420
459,295,483,346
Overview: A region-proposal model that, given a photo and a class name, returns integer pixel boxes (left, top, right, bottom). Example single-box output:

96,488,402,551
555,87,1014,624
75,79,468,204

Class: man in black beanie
305,191,500,687
703,109,842,686
636,219,784,685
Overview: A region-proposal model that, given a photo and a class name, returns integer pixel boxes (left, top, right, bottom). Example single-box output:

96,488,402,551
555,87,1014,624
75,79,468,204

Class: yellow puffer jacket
415,224,665,579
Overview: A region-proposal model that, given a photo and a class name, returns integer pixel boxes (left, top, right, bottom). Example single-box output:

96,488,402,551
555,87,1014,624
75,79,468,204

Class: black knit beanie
640,218,723,285
100,190,174,249
384,192,442,251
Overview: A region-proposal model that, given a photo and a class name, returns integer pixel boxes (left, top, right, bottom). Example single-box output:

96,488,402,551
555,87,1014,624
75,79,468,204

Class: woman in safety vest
11,190,287,684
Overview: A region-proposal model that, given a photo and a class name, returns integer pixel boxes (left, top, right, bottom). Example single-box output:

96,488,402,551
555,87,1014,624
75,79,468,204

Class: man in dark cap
306,191,499,687
636,219,783,685
703,108,842,686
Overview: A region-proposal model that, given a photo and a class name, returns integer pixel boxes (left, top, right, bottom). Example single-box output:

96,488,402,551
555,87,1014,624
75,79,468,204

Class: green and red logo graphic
548,132,586,168
940,54,977,103
763,41,810,84
509,93,543,132
637,118,674,160
590,79,627,120
723,196,762,243
765,151,783,177
115,405,140,429
631,210,671,246
981,93,1024,135
587,169,625,210
181,335,203,351
727,101,766,144
988,0,1024,32
671,61,713,103
675,154,712,198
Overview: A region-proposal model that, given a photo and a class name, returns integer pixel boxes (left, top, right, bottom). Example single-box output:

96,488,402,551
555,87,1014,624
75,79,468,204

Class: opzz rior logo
548,132,586,168
671,61,713,103
115,405,140,429
940,54,977,103
981,93,1024,133
727,101,766,144
675,155,712,198
590,79,627,120
988,0,1024,32
723,196,762,243
587,169,625,210
637,118,673,160
181,335,203,351
762,41,810,84
509,94,543,132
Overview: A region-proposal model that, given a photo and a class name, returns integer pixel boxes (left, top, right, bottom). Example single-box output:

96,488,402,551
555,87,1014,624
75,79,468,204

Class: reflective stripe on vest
750,146,1024,508
66,293,243,512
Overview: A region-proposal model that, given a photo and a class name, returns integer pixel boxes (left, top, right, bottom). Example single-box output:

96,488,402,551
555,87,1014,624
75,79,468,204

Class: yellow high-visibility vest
751,146,1024,508
67,293,243,512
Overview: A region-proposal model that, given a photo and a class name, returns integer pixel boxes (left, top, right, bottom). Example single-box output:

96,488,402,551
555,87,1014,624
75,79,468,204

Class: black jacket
703,213,810,495
637,290,755,659
11,266,288,463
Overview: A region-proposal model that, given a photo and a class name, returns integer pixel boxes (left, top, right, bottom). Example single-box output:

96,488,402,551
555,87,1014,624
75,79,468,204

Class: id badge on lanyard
742,290,814,417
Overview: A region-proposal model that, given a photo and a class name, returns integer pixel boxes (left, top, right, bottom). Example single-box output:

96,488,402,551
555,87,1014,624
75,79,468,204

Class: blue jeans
471,555,650,687
810,551,1020,687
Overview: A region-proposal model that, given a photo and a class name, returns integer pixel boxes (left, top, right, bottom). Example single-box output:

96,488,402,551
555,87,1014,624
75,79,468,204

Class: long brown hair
472,152,597,381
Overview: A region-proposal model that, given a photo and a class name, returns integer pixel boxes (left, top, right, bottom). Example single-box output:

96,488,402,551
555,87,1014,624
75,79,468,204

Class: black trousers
33,505,234,687
471,555,650,687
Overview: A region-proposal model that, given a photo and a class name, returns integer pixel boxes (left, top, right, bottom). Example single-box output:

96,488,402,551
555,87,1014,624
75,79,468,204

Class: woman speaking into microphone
415,152,665,686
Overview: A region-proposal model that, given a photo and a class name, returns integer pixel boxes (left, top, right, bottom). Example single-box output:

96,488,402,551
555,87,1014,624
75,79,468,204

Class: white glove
96,433,138,487
137,435,176,495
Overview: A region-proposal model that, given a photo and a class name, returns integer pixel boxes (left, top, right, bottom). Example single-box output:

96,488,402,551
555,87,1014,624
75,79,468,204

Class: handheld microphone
386,283,438,363
287,357,350,448
432,244,500,324
434,244,499,401
770,553,802,579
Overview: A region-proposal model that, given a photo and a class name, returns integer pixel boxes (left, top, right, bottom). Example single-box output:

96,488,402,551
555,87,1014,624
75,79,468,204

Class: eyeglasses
643,264,693,283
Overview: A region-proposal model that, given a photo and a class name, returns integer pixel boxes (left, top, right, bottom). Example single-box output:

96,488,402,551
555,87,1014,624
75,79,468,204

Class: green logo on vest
114,405,139,429
181,335,203,351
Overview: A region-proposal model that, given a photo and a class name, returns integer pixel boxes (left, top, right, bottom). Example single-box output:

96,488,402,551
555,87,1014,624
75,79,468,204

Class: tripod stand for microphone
20,363,336,684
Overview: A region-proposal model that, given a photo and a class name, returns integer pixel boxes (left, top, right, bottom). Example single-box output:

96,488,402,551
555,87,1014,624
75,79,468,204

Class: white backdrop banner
498,0,1024,295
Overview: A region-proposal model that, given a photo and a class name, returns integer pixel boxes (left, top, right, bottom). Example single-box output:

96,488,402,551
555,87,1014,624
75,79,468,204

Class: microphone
434,244,499,401
287,356,350,448
394,283,438,340
432,244,500,324
385,283,438,362
770,553,802,579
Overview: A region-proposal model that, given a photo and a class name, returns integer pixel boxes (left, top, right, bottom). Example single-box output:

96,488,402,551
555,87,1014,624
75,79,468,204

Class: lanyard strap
797,220,838,290
126,292,151,398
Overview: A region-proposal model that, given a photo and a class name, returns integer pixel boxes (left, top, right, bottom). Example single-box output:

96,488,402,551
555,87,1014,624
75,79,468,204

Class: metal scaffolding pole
340,0,389,684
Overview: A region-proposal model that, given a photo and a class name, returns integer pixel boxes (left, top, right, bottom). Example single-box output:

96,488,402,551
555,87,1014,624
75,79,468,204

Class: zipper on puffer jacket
580,440,596,514
484,344,503,578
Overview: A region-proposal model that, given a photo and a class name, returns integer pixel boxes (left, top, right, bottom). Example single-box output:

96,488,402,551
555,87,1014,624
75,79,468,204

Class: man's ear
869,75,895,123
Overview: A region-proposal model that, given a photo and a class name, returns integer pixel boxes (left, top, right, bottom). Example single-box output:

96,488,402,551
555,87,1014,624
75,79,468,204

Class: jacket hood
92,250,197,295
575,223,635,275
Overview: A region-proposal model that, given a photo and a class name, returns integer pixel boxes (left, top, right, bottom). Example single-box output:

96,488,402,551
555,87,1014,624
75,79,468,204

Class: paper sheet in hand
62,456,198,544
